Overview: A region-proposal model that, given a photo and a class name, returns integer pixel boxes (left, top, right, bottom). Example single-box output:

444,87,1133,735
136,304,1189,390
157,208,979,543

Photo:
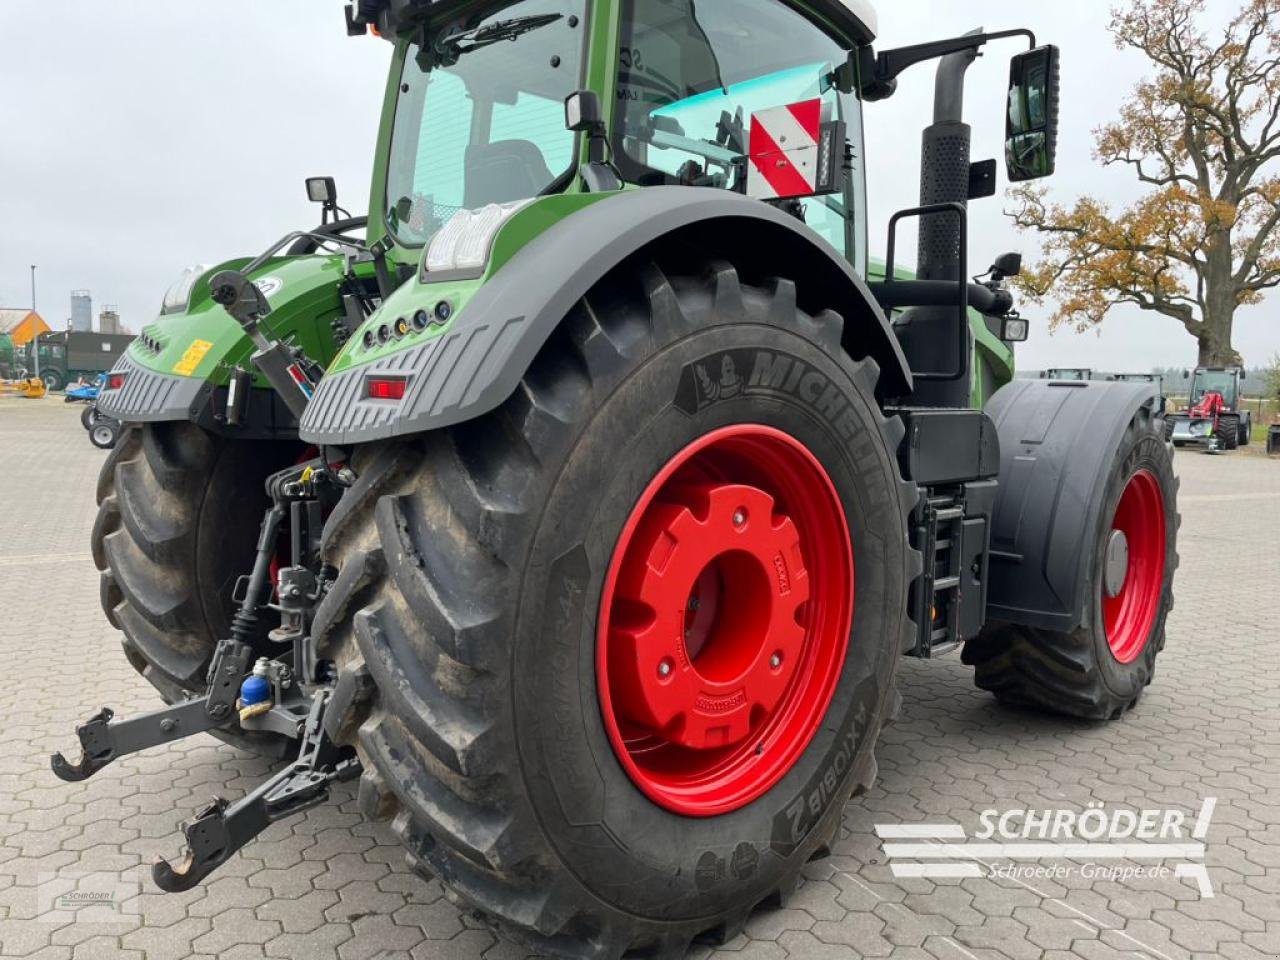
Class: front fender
300,187,912,445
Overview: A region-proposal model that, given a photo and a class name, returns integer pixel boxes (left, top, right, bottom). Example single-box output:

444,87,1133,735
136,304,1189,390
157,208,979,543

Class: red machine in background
1167,366,1252,451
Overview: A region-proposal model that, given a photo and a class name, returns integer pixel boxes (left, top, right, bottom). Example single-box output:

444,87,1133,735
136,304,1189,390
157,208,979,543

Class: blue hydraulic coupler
238,659,275,722
240,675,270,706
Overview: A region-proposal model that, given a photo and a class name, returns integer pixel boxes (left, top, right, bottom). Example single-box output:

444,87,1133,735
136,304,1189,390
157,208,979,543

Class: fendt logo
876,797,1217,897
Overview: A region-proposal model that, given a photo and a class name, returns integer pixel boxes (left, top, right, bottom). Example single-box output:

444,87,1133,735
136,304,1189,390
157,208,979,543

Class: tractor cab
337,0,1059,411
1187,366,1244,410
350,0,875,270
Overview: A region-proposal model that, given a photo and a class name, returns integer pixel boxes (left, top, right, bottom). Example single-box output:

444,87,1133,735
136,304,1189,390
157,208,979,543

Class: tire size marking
542,545,599,815
771,676,878,852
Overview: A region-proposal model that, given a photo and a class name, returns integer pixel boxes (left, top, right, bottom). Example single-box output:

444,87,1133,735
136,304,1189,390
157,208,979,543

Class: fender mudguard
984,379,1162,633
299,187,912,445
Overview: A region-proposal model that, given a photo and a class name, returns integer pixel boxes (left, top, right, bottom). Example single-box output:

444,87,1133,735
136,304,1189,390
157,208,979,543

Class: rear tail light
366,376,408,401
106,373,126,390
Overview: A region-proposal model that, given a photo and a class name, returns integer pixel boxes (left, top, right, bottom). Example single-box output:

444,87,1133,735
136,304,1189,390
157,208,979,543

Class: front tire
963,409,1178,720
1217,414,1240,450
318,259,917,957
91,423,302,755
89,419,120,449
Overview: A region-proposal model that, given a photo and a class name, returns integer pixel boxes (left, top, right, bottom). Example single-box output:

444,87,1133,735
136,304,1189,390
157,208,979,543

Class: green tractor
68,1,1179,956
1109,372,1166,414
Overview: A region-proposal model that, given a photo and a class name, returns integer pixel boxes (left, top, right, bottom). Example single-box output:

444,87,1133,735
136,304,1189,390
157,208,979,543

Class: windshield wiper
434,13,564,64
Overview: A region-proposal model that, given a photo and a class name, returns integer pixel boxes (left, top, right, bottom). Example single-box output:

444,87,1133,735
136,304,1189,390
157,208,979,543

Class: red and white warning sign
747,99,827,200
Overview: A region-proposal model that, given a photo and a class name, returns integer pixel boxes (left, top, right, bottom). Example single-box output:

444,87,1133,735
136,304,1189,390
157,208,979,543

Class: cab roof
352,0,878,44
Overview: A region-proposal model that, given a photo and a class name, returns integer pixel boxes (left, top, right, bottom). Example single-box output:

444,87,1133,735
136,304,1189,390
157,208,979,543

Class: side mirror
990,251,1023,281
1005,45,1060,182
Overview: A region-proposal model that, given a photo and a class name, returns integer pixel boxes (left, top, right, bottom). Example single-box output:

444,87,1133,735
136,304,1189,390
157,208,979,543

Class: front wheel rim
1103,469,1166,663
597,425,854,817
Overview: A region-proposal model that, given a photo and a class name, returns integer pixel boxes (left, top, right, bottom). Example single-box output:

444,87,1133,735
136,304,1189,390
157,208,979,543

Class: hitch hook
152,691,359,892
50,707,116,782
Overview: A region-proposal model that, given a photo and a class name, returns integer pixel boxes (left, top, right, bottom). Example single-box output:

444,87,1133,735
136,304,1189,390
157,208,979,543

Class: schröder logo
876,797,1216,897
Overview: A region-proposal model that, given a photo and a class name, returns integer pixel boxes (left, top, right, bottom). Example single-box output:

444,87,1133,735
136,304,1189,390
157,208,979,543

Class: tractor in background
1168,366,1251,451
1040,367,1092,380
1110,372,1166,414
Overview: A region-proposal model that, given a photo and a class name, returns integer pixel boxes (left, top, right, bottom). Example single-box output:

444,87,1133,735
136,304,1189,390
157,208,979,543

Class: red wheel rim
1103,469,1166,664
596,425,854,816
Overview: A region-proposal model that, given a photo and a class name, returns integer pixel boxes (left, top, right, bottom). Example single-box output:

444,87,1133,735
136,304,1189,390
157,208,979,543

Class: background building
70,290,92,333
98,306,123,335
0,308,51,346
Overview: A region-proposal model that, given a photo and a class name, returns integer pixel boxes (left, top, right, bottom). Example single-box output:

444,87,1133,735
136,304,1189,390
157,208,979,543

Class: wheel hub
1103,529,1129,598
608,482,808,752
597,425,854,816
1102,469,1166,664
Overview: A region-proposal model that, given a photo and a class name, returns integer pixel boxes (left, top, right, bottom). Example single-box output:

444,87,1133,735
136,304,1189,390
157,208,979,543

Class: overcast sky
1,1,1274,370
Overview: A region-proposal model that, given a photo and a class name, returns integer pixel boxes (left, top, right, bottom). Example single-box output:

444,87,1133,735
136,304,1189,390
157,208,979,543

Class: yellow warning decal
172,339,214,376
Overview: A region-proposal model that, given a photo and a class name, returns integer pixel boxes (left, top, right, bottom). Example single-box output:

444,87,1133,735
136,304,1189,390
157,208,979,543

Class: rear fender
984,379,1162,633
299,187,913,445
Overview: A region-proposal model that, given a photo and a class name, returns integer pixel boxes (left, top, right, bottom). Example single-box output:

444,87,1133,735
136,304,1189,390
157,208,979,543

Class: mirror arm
864,28,1036,96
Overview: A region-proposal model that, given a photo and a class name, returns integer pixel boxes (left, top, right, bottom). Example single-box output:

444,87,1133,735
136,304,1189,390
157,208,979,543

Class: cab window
385,0,587,247
615,0,868,272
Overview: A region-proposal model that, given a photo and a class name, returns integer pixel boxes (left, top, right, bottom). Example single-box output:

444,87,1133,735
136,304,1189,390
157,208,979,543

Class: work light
424,200,534,276
161,265,211,316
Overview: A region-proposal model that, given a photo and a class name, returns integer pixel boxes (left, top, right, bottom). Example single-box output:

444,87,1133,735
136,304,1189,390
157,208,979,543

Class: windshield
614,0,867,271
385,0,587,247
1191,370,1238,403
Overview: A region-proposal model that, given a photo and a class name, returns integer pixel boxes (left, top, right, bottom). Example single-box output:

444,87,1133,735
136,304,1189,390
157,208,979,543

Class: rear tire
963,408,1178,720
317,258,918,957
81,405,98,430
91,422,302,756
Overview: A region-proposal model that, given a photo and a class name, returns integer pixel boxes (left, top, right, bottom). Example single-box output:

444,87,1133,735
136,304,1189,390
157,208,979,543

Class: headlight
424,200,533,276
161,264,210,316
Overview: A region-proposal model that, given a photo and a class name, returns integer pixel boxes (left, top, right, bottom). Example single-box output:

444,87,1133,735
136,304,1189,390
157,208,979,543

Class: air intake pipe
900,29,980,407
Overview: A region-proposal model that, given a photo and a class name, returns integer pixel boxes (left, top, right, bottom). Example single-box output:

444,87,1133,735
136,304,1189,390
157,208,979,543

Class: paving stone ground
2,399,1277,960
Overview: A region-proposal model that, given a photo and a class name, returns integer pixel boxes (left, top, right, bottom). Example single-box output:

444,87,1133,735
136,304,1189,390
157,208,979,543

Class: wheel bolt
770,652,783,670
658,659,673,678
733,508,747,527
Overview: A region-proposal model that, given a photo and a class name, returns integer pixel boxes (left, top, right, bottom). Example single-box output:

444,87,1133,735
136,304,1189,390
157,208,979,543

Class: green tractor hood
98,253,359,435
